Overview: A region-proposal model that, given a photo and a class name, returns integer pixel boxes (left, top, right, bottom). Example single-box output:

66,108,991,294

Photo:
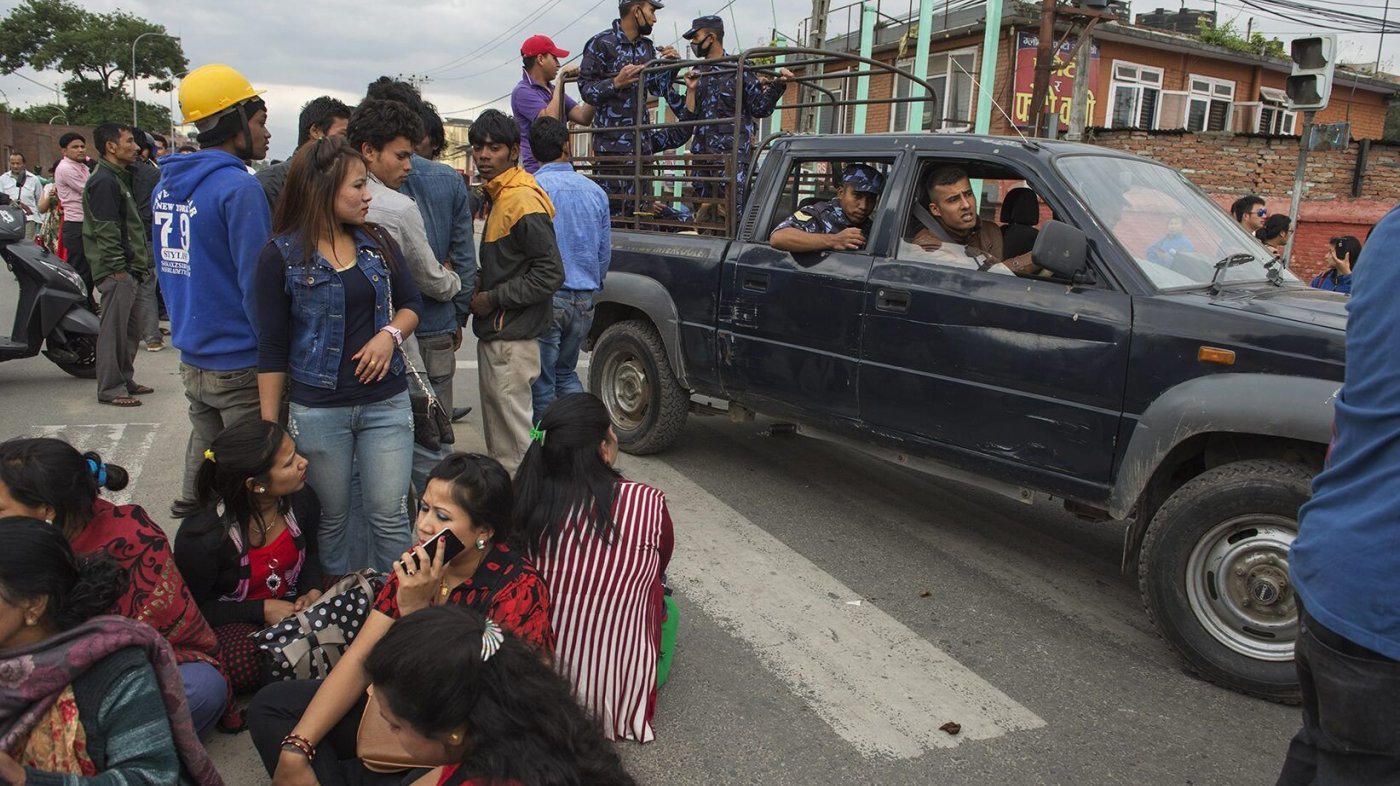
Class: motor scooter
0,204,99,378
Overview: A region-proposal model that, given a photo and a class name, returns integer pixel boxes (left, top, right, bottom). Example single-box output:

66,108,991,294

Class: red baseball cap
521,35,569,59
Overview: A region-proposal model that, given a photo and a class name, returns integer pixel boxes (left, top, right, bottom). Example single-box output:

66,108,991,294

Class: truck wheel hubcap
1185,514,1297,662
602,353,650,431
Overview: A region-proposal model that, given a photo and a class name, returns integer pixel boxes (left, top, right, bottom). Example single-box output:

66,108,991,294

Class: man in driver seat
909,165,1037,275
769,164,883,253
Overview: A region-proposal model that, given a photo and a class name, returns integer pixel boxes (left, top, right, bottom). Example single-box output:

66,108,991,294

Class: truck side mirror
1033,220,1089,279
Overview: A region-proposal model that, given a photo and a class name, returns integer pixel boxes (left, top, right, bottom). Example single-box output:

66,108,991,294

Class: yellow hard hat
179,64,263,124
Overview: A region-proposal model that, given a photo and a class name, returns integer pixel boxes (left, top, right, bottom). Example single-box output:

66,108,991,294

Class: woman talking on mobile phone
247,453,554,786
255,134,421,576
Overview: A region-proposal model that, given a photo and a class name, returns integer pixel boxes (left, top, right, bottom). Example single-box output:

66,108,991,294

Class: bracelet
280,733,316,763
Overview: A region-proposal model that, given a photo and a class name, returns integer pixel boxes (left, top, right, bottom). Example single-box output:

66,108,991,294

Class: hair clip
481,618,504,663
528,424,545,445
86,458,107,487
204,448,216,463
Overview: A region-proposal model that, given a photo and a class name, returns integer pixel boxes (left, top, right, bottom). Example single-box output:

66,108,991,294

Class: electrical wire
422,0,571,75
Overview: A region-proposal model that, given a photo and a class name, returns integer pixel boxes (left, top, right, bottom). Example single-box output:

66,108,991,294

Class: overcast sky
0,0,1394,159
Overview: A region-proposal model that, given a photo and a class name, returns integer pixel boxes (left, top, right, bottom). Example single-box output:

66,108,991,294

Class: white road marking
620,454,1047,760
28,423,161,507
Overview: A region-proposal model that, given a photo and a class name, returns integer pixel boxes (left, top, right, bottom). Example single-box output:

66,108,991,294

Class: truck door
718,156,897,422
859,157,1132,485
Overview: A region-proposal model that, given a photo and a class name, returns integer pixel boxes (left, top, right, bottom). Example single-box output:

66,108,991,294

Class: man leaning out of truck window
769,164,883,254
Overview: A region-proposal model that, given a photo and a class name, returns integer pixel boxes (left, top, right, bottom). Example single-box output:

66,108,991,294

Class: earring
24,615,37,626
448,732,463,745
475,537,487,551
254,486,267,494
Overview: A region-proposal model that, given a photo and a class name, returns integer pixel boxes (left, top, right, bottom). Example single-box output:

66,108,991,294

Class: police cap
620,0,664,9
841,164,884,195
684,15,724,39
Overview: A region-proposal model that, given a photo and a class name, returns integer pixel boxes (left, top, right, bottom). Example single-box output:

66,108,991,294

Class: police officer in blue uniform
770,164,884,254
680,16,793,222
579,0,690,216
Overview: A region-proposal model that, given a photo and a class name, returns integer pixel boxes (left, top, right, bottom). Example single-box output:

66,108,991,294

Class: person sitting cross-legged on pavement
527,117,612,421
517,392,674,743
0,437,233,735
83,123,154,408
467,110,564,475
173,418,323,695
0,519,224,786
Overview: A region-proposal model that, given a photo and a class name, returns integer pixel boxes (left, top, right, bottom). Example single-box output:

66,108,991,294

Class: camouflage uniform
773,164,884,237
579,18,692,215
685,60,786,215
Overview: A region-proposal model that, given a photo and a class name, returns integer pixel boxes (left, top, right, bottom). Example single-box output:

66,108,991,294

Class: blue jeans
532,291,594,421
178,661,227,738
289,391,414,574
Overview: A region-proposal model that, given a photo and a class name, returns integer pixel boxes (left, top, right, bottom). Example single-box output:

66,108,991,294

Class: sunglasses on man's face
1256,208,1268,217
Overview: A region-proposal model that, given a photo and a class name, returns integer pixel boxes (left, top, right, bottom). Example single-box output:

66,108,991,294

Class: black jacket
172,487,323,627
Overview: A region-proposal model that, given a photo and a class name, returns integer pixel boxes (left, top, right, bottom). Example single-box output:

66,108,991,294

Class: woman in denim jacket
255,136,423,575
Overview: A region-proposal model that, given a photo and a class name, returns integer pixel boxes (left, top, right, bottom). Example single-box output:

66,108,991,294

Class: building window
817,70,852,135
1186,75,1235,132
1258,87,1298,135
1108,62,1164,129
891,49,977,132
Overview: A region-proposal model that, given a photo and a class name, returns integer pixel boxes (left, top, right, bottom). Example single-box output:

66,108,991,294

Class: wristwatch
379,325,403,347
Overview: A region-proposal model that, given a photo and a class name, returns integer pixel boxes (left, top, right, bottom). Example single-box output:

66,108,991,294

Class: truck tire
589,320,688,455
1138,459,1310,704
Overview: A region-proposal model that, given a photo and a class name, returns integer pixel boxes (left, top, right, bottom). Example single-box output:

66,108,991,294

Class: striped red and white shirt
533,480,675,742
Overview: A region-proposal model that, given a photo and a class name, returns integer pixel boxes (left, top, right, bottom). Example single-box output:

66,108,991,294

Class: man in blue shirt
526,117,611,420
512,35,595,173
1276,205,1400,785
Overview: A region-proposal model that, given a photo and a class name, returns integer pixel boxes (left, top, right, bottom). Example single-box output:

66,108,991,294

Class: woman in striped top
514,393,675,743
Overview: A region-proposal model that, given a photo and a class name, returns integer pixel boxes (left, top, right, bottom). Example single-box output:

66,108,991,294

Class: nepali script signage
1013,32,1101,131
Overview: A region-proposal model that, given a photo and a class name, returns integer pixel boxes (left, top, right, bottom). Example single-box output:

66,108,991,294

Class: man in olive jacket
83,123,153,407
467,110,564,473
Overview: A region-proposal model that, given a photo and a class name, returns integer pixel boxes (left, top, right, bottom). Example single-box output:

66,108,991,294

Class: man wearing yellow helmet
153,63,275,496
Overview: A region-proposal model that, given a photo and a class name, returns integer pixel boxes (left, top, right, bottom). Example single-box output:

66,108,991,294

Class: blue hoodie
153,150,271,370
1290,204,1400,659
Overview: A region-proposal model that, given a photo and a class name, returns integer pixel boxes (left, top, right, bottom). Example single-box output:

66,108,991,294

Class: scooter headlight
38,258,87,297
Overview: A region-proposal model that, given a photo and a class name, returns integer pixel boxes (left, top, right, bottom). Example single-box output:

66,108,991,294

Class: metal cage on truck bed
562,46,940,238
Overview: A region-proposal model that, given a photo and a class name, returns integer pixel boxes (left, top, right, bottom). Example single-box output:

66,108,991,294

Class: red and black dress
373,541,555,654
173,487,323,693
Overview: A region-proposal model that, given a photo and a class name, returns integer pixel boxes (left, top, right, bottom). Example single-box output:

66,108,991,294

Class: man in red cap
512,34,595,173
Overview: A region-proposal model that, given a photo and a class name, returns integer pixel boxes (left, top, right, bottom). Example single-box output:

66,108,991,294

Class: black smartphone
416,529,466,569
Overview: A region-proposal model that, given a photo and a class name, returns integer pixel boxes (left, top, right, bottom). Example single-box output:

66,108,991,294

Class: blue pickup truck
582,130,1345,703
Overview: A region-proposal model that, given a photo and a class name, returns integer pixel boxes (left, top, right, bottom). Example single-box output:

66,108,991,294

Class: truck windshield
1056,155,1299,291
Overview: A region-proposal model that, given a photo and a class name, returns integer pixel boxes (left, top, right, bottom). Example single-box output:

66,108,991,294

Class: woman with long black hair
365,605,634,786
513,392,674,742
255,134,422,575
173,418,323,693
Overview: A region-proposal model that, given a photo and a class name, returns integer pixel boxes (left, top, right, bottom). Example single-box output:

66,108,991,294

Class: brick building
771,1,1398,278
0,112,94,176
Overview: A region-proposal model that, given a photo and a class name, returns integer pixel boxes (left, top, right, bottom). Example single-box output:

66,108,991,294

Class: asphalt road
0,266,1301,785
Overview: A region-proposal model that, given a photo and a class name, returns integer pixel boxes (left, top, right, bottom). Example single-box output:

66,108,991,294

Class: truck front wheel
589,320,688,455
1138,459,1311,703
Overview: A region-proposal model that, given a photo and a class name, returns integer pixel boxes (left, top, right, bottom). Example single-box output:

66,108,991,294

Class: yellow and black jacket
474,166,564,342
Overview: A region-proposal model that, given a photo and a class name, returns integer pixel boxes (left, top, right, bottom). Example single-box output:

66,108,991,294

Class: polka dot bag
253,569,386,681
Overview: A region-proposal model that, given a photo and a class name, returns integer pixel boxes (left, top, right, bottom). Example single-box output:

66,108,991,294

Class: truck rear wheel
1138,459,1310,704
589,320,688,455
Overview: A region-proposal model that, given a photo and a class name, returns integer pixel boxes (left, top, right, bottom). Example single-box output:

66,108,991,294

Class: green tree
1197,20,1287,60
0,0,187,130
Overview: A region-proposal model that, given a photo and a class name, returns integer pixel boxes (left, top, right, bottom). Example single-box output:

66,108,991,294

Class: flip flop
99,396,142,407
128,384,155,395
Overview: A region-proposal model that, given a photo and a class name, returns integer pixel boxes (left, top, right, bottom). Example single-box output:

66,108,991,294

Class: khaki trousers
477,338,540,476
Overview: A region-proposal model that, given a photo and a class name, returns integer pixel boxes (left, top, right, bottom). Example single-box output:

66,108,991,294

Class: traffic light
1286,35,1336,112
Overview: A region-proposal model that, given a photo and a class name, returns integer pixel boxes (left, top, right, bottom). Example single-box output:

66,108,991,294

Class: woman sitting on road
248,452,554,786
173,418,324,694
364,605,635,786
255,135,422,575
516,393,675,743
0,437,233,735
0,518,222,786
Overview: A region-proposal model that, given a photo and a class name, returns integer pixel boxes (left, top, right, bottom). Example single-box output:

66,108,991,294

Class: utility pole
1027,0,1058,137
1378,0,1391,75
1067,30,1092,140
397,73,433,93
802,0,831,133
